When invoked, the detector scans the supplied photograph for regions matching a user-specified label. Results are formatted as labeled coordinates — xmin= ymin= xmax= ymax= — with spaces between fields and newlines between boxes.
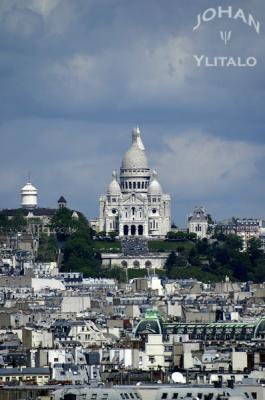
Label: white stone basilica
xmin=99 ymin=128 xmax=171 ymax=238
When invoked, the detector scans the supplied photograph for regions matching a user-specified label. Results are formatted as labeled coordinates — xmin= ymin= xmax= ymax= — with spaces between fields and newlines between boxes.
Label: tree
xmin=187 ymin=232 xmax=197 ymax=241
xmin=225 ymin=234 xmax=243 ymax=252
xmin=37 ymin=234 xmax=58 ymax=262
xmin=9 ymin=210 xmax=27 ymax=232
xmin=247 ymin=238 xmax=263 ymax=262
xmin=50 ymin=208 xmax=88 ymax=240
xmin=207 ymin=214 xmax=214 ymax=224
xmin=231 ymin=253 xmax=251 ymax=281
xmin=0 ymin=212 xmax=8 ymax=231
xmin=196 ymin=238 xmax=210 ymax=255
xmin=212 ymin=246 xmax=230 ymax=266
xmin=165 ymin=251 xmax=178 ymax=278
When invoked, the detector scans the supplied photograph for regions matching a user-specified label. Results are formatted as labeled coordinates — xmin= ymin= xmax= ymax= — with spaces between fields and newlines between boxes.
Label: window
xmin=161 ymin=394 xmax=168 ymax=399
xmin=133 ymin=182 xmax=136 ymax=189
xmin=137 ymin=182 xmax=140 ymax=189
xmin=172 ymin=394 xmax=178 ymax=399
xmin=251 ymin=393 xmax=257 ymax=399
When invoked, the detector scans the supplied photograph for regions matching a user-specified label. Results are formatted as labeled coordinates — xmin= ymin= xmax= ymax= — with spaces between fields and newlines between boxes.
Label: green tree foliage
xmin=164 ymin=234 xmax=265 ymax=283
xmin=62 ymin=229 xmax=100 ymax=276
xmin=50 ymin=208 xmax=85 ymax=240
xmin=0 ymin=210 xmax=27 ymax=233
xmin=247 ymin=238 xmax=263 ymax=262
xmin=166 ymin=231 xmax=196 ymax=241
xmin=102 ymin=267 xmax=127 ymax=283
xmin=0 ymin=212 xmax=9 ymax=231
xmin=37 ymin=234 xmax=58 ymax=262
xmin=165 ymin=251 xmax=187 ymax=279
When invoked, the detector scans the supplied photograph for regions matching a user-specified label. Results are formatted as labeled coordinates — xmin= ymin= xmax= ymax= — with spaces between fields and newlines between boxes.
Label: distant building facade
xmin=99 ymin=128 xmax=171 ymax=238
xmin=188 ymin=206 xmax=208 ymax=239
xmin=220 ymin=218 xmax=265 ymax=251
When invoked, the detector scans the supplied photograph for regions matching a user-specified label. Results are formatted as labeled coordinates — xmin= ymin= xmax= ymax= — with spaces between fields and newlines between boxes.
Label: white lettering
xmin=248 ymin=14 xmax=260 ymax=34
xmin=246 ymin=57 xmax=257 ymax=67
xmin=193 ymin=7 xmax=260 ymax=35
xmin=193 ymin=13 xmax=201 ymax=31
xmin=193 ymin=55 xmax=257 ymax=67
xmin=227 ymin=57 xmax=238 ymax=67
xmin=233 ymin=9 xmax=247 ymax=24
xmin=218 ymin=6 xmax=232 ymax=19
xmin=202 ymin=8 xmax=217 ymax=22
xmin=193 ymin=55 xmax=204 ymax=66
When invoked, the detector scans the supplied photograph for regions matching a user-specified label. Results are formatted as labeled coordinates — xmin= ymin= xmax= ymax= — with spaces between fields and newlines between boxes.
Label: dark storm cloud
xmin=0 ymin=0 xmax=265 ymax=224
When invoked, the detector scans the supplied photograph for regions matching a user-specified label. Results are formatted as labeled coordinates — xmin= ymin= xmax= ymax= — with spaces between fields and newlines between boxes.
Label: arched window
xmin=121 ymin=261 xmax=128 ymax=268
xmin=142 ymin=182 xmax=144 ymax=189
xmin=131 ymin=225 xmax=136 ymax=235
xmin=132 ymin=207 xmax=135 ymax=216
xmin=137 ymin=182 xmax=140 ymax=189
xmin=133 ymin=260 xmax=140 ymax=268
xmin=129 ymin=182 xmax=132 ymax=189
xmin=124 ymin=225 xmax=129 ymax=236
xmin=145 ymin=260 xmax=152 ymax=268
xmin=133 ymin=182 xmax=136 ymax=189
xmin=138 ymin=225 xmax=143 ymax=235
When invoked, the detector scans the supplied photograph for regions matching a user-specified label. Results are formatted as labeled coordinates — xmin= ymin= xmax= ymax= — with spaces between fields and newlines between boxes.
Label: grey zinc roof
xmin=0 ymin=367 xmax=50 ymax=376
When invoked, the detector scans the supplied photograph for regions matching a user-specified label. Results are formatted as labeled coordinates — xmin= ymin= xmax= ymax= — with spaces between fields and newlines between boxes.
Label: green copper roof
xmin=144 ymin=309 xmax=161 ymax=320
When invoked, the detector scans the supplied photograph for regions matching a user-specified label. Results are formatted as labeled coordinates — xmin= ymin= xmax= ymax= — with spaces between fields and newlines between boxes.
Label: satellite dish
xmin=136 ymin=382 xmax=142 ymax=386
xmin=171 ymin=372 xmax=186 ymax=384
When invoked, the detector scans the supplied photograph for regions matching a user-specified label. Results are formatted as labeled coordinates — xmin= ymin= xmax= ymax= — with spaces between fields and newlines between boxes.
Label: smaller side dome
xmin=107 ymin=170 xmax=121 ymax=196
xmin=148 ymin=170 xmax=163 ymax=195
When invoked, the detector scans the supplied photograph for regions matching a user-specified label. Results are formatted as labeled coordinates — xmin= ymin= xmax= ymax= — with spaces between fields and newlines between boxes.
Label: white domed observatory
xmin=20 ymin=180 xmax=38 ymax=209
xmin=99 ymin=127 xmax=171 ymax=238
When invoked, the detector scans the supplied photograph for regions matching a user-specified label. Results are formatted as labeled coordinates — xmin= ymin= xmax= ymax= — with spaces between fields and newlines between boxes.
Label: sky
xmin=0 ymin=0 xmax=265 ymax=226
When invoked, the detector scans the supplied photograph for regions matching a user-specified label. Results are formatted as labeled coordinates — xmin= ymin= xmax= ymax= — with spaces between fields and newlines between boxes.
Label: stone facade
xmin=188 ymin=206 xmax=208 ymax=239
xmin=99 ymin=128 xmax=171 ymax=238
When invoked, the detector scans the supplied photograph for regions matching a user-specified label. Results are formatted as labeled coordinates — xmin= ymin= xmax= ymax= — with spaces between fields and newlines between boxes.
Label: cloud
xmin=0 ymin=0 xmax=265 ymax=224
xmin=155 ymin=130 xmax=265 ymax=198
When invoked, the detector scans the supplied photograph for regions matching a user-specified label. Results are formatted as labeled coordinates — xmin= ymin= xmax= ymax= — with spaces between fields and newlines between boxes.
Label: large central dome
xmin=121 ymin=127 xmax=149 ymax=170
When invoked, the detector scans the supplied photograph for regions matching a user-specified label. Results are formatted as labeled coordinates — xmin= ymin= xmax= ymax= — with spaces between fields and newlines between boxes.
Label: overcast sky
xmin=0 ymin=0 xmax=264 ymax=226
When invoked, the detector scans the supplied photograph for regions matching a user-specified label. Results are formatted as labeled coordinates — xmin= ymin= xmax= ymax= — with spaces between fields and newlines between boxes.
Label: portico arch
xmin=138 ymin=225 xmax=143 ymax=235
xmin=123 ymin=225 xmax=129 ymax=236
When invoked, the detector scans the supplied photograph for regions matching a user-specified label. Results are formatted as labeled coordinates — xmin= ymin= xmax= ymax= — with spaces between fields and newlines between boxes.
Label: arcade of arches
xmin=123 ymin=224 xmax=144 ymax=236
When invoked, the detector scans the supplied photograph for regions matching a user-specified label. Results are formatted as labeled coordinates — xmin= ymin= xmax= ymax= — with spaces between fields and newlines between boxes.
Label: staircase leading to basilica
xmin=121 ymin=237 xmax=149 ymax=256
